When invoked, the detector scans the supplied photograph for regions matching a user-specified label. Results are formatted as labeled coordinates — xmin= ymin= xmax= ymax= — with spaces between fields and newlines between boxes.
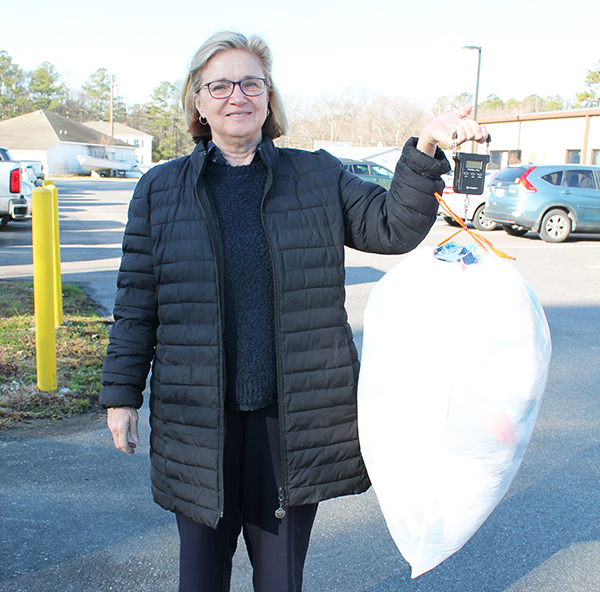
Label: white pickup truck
xmin=0 ymin=146 xmax=45 ymax=185
xmin=0 ymin=156 xmax=30 ymax=229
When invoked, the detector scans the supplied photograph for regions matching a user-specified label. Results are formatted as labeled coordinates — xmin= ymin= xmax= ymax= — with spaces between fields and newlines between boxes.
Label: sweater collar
xmin=191 ymin=135 xmax=278 ymax=175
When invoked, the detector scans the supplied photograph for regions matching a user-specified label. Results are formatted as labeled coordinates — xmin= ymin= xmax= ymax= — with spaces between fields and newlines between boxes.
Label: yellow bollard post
xmin=47 ymin=183 xmax=63 ymax=325
xmin=32 ymin=187 xmax=57 ymax=391
xmin=43 ymin=180 xmax=63 ymax=325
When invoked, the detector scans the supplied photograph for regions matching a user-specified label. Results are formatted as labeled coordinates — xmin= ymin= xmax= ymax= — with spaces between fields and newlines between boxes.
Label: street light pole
xmin=462 ymin=45 xmax=481 ymax=121
xmin=462 ymin=45 xmax=482 ymax=151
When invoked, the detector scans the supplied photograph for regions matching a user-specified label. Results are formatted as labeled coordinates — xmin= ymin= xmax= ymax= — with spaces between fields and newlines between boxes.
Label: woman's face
xmin=194 ymin=49 xmax=269 ymax=149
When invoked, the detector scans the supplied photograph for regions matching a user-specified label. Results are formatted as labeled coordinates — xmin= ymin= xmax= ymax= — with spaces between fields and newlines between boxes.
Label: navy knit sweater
xmin=204 ymin=146 xmax=277 ymax=410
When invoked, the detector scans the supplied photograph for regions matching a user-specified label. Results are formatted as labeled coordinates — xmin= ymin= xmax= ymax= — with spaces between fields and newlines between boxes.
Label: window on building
xmin=490 ymin=150 xmax=521 ymax=169
xmin=592 ymin=150 xmax=600 ymax=166
xmin=490 ymin=151 xmax=502 ymax=169
xmin=566 ymin=150 xmax=581 ymax=164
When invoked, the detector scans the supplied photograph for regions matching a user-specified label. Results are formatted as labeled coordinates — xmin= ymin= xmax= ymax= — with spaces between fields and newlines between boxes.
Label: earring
xmin=266 ymin=108 xmax=270 ymax=117
xmin=199 ymin=115 xmax=208 ymax=125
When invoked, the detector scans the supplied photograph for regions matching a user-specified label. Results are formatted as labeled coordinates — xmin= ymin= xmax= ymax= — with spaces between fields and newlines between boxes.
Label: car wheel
xmin=472 ymin=204 xmax=497 ymax=231
xmin=0 ymin=216 xmax=9 ymax=229
xmin=501 ymin=224 xmax=529 ymax=237
xmin=539 ymin=209 xmax=571 ymax=243
xmin=443 ymin=215 xmax=461 ymax=228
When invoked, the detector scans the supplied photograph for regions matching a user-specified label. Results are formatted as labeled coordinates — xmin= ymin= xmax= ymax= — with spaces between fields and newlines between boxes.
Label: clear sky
xmin=2 ymin=0 xmax=599 ymax=112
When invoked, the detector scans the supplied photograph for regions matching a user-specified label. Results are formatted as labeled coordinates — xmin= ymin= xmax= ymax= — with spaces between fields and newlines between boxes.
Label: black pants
xmin=177 ymin=406 xmax=318 ymax=592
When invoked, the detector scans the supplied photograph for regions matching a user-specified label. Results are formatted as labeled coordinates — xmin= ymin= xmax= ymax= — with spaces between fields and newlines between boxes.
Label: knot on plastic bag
xmin=433 ymin=242 xmax=483 ymax=265
xmin=435 ymin=192 xmax=515 ymax=261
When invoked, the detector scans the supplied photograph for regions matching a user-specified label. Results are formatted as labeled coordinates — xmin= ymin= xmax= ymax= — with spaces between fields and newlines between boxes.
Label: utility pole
xmin=109 ymin=74 xmax=114 ymax=139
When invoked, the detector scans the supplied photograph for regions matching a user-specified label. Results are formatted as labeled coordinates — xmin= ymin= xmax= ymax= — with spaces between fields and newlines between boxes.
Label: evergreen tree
xmin=574 ymin=60 xmax=600 ymax=108
xmin=0 ymin=51 xmax=29 ymax=119
xmin=479 ymin=94 xmax=505 ymax=115
xmin=145 ymin=81 xmax=189 ymax=161
xmin=82 ymin=68 xmax=126 ymax=121
xmin=29 ymin=61 xmax=66 ymax=111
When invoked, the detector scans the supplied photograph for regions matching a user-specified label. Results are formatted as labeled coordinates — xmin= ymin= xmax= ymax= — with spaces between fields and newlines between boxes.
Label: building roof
xmin=316 ymin=144 xmax=402 ymax=169
xmin=313 ymin=140 xmax=400 ymax=161
xmin=84 ymin=121 xmax=153 ymax=138
xmin=479 ymin=107 xmax=600 ymax=125
xmin=0 ymin=110 xmax=131 ymax=150
xmin=324 ymin=146 xmax=401 ymax=161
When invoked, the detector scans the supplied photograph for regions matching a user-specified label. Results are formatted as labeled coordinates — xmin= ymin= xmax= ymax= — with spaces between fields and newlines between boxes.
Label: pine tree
xmin=0 ymin=51 xmax=29 ymax=119
xmin=574 ymin=60 xmax=600 ymax=108
xmin=82 ymin=68 xmax=126 ymax=121
xmin=29 ymin=62 xmax=66 ymax=111
xmin=145 ymin=81 xmax=188 ymax=160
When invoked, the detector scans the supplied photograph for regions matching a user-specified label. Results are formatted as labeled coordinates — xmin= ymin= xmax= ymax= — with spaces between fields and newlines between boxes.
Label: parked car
xmin=485 ymin=164 xmax=600 ymax=242
xmin=340 ymin=159 xmax=394 ymax=189
xmin=439 ymin=169 xmax=500 ymax=231
xmin=20 ymin=163 xmax=41 ymax=186
xmin=0 ymin=161 xmax=30 ymax=229
xmin=0 ymin=147 xmax=45 ymax=186
xmin=19 ymin=179 xmax=33 ymax=215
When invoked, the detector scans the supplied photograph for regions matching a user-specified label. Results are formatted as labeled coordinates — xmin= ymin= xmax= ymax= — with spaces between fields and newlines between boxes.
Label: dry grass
xmin=0 ymin=281 xmax=110 ymax=427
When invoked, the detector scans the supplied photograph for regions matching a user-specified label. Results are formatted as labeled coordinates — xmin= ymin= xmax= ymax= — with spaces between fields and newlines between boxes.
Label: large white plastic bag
xmin=357 ymin=244 xmax=551 ymax=578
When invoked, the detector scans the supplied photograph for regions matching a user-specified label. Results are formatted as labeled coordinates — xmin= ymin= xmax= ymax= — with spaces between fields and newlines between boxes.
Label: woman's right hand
xmin=107 ymin=407 xmax=140 ymax=455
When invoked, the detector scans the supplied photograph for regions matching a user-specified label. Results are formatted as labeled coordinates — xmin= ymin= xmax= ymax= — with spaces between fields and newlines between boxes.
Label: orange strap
xmin=435 ymin=193 xmax=515 ymax=261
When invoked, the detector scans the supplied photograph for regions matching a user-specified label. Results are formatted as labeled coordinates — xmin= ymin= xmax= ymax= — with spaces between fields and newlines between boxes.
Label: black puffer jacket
xmin=100 ymin=136 xmax=450 ymax=527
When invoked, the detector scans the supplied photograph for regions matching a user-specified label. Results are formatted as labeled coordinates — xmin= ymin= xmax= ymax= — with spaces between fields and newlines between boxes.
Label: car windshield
xmin=492 ymin=166 xmax=530 ymax=185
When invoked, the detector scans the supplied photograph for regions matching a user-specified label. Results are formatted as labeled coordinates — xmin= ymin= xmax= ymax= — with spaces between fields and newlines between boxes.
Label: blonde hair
xmin=182 ymin=31 xmax=288 ymax=143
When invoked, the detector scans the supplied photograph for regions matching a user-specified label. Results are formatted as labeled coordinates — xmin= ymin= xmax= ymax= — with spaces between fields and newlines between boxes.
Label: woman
xmin=101 ymin=31 xmax=488 ymax=592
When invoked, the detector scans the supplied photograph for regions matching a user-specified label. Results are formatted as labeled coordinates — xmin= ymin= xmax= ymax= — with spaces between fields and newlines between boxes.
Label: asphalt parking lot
xmin=1 ymin=178 xmax=599 ymax=592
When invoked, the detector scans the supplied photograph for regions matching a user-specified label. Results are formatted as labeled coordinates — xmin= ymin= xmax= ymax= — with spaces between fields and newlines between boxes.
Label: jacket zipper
xmin=194 ymin=152 xmax=227 ymax=524
xmin=258 ymin=145 xmax=288 ymax=518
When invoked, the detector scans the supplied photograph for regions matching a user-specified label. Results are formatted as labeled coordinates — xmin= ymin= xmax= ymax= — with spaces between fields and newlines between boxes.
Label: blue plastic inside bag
xmin=433 ymin=241 xmax=483 ymax=265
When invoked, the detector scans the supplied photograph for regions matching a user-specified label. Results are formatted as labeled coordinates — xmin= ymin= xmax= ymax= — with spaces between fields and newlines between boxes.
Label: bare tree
xmin=283 ymin=90 xmax=433 ymax=150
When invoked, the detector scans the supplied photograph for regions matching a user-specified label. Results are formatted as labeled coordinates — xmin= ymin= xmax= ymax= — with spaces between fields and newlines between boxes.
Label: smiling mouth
xmin=227 ymin=112 xmax=251 ymax=117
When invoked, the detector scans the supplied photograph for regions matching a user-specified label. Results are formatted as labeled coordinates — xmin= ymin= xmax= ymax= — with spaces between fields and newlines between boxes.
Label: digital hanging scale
xmin=452 ymin=131 xmax=491 ymax=195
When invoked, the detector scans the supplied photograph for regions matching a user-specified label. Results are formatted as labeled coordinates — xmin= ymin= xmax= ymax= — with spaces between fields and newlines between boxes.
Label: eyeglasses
xmin=198 ymin=78 xmax=268 ymax=99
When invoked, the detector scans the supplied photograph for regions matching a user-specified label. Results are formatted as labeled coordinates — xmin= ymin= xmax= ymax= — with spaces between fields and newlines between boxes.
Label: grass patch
xmin=0 ymin=281 xmax=110 ymax=427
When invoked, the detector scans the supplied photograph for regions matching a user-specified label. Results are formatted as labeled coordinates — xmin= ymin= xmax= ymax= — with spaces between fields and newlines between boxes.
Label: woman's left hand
xmin=417 ymin=104 xmax=488 ymax=156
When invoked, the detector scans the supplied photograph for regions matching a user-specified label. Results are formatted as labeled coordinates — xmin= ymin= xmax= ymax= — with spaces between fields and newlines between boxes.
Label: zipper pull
xmin=275 ymin=486 xmax=286 ymax=519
